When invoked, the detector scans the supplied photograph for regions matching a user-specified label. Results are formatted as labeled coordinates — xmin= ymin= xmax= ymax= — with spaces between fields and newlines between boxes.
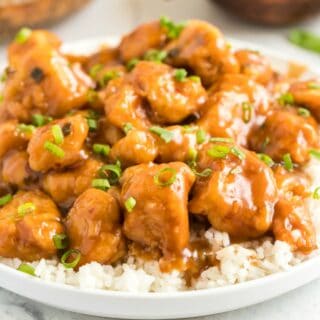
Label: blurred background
xmin=0 ymin=0 xmax=320 ymax=65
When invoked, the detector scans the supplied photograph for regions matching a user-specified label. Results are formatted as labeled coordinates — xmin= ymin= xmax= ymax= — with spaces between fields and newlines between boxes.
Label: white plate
xmin=1 ymin=37 xmax=320 ymax=319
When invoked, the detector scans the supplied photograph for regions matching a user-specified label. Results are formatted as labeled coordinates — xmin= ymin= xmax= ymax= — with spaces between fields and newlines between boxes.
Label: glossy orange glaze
xmin=0 ymin=20 xmax=318 ymax=274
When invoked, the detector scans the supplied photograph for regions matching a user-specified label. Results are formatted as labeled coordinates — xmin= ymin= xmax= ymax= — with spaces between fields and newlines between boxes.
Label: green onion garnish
xmin=144 ymin=49 xmax=167 ymax=62
xmin=86 ymin=89 xmax=98 ymax=104
xmin=98 ymin=162 xmax=122 ymax=185
xmin=17 ymin=124 xmax=36 ymax=134
xmin=308 ymin=82 xmax=320 ymax=89
xmin=154 ymin=167 xmax=177 ymax=187
xmin=0 ymin=70 xmax=7 ymax=82
xmin=160 ymin=16 xmax=185 ymax=39
xmin=126 ymin=58 xmax=140 ymax=71
xmin=61 ymin=249 xmax=81 ymax=269
xmin=17 ymin=202 xmax=35 ymax=217
xmin=99 ymin=70 xmax=120 ymax=87
xmin=193 ymin=168 xmax=212 ymax=178
xmin=288 ymin=30 xmax=320 ymax=54
xmin=0 ymin=194 xmax=12 ymax=206
xmin=174 ymin=68 xmax=188 ymax=82
xmin=93 ymin=143 xmax=110 ymax=156
xmin=188 ymin=148 xmax=198 ymax=162
xmin=44 ymin=141 xmax=65 ymax=158
xmin=189 ymin=75 xmax=201 ymax=83
xmin=14 ymin=27 xmax=32 ymax=44
xmin=278 ymin=92 xmax=295 ymax=106
xmin=207 ymin=145 xmax=230 ymax=159
xmin=149 ymin=126 xmax=174 ymax=143
xmin=196 ymin=129 xmax=206 ymax=144
xmin=123 ymin=122 xmax=133 ymax=134
xmin=297 ymin=107 xmax=310 ymax=117
xmin=242 ymin=102 xmax=252 ymax=123
xmin=51 ymin=125 xmax=64 ymax=145
xmin=89 ymin=64 xmax=103 ymax=79
xmin=283 ymin=153 xmax=293 ymax=171
xmin=17 ymin=263 xmax=35 ymax=276
xmin=92 ymin=178 xmax=110 ymax=191
xmin=230 ymin=146 xmax=246 ymax=160
xmin=0 ymin=95 xmax=3 ymax=103
xmin=182 ymin=125 xmax=197 ymax=133
xmin=210 ymin=137 xmax=234 ymax=143
xmin=125 ymin=197 xmax=136 ymax=212
xmin=53 ymin=234 xmax=68 ymax=250
xmin=87 ymin=118 xmax=98 ymax=131
xmin=313 ymin=187 xmax=320 ymax=199
xmin=32 ymin=114 xmax=52 ymax=127
xmin=309 ymin=149 xmax=320 ymax=160
xmin=257 ymin=153 xmax=274 ymax=167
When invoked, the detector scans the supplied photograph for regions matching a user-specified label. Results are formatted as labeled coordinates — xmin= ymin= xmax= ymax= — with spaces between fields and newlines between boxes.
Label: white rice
xmin=1 ymin=158 xmax=320 ymax=292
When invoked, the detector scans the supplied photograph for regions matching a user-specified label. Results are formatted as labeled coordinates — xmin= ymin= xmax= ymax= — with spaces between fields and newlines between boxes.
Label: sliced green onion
xmin=15 ymin=27 xmax=32 ymax=44
xmin=17 ymin=263 xmax=35 ymax=276
xmin=123 ymin=122 xmax=133 ymax=134
xmin=61 ymin=249 xmax=81 ymax=269
xmin=154 ymin=167 xmax=177 ymax=187
xmin=92 ymin=178 xmax=110 ymax=191
xmin=149 ymin=126 xmax=174 ymax=143
xmin=89 ymin=64 xmax=103 ymax=79
xmin=98 ymin=162 xmax=122 ymax=185
xmin=297 ymin=107 xmax=310 ymax=117
xmin=207 ymin=145 xmax=230 ymax=159
xmin=93 ymin=143 xmax=110 ymax=156
xmin=99 ymin=70 xmax=119 ymax=87
xmin=17 ymin=202 xmax=35 ymax=217
xmin=32 ymin=114 xmax=52 ymax=127
xmin=193 ymin=168 xmax=212 ymax=178
xmin=144 ymin=49 xmax=167 ymax=62
xmin=230 ymin=146 xmax=246 ymax=161
xmin=17 ymin=124 xmax=35 ymax=134
xmin=188 ymin=148 xmax=198 ymax=162
xmin=313 ymin=187 xmax=320 ymax=199
xmin=288 ymin=29 xmax=320 ymax=54
xmin=210 ymin=137 xmax=234 ymax=143
xmin=174 ymin=68 xmax=188 ymax=82
xmin=278 ymin=92 xmax=295 ymax=106
xmin=160 ymin=16 xmax=185 ymax=39
xmin=309 ymin=149 xmax=320 ymax=160
xmin=182 ymin=125 xmax=197 ymax=133
xmin=51 ymin=125 xmax=64 ymax=145
xmin=1 ymin=70 xmax=7 ymax=82
xmin=189 ymin=75 xmax=201 ymax=83
xmin=125 ymin=197 xmax=136 ymax=212
xmin=308 ymin=82 xmax=320 ymax=89
xmin=44 ymin=141 xmax=65 ymax=158
xmin=87 ymin=118 xmax=98 ymax=131
xmin=257 ymin=153 xmax=274 ymax=167
xmin=53 ymin=234 xmax=68 ymax=250
xmin=86 ymin=89 xmax=98 ymax=104
xmin=126 ymin=58 xmax=139 ymax=71
xmin=196 ymin=129 xmax=206 ymax=144
xmin=283 ymin=153 xmax=293 ymax=171
xmin=242 ymin=102 xmax=252 ymax=123
xmin=0 ymin=95 xmax=3 ymax=103
xmin=0 ymin=194 xmax=12 ymax=206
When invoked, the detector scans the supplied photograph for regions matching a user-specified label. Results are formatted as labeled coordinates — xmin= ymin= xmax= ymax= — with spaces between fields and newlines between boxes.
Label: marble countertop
xmin=1 ymin=0 xmax=320 ymax=319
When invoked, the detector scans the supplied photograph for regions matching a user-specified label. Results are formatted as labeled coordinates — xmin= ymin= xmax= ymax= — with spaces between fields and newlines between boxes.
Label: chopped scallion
xmin=149 ymin=126 xmax=174 ymax=143
xmin=61 ymin=249 xmax=81 ymax=269
xmin=17 ymin=202 xmax=35 ymax=217
xmin=283 ymin=153 xmax=293 ymax=171
xmin=51 ymin=125 xmax=64 ymax=145
xmin=123 ymin=122 xmax=133 ymax=134
xmin=125 ymin=197 xmax=136 ymax=212
xmin=89 ymin=64 xmax=103 ymax=79
xmin=126 ymin=58 xmax=140 ymax=71
xmin=53 ymin=234 xmax=68 ymax=250
xmin=297 ymin=107 xmax=310 ymax=117
xmin=93 ymin=143 xmax=110 ymax=156
xmin=210 ymin=137 xmax=234 ymax=143
xmin=196 ymin=129 xmax=206 ymax=144
xmin=174 ymin=68 xmax=187 ymax=82
xmin=242 ymin=102 xmax=252 ymax=123
xmin=257 ymin=153 xmax=274 ymax=167
xmin=0 ymin=194 xmax=12 ymax=206
xmin=92 ymin=178 xmax=110 ymax=191
xmin=160 ymin=16 xmax=185 ymax=39
xmin=17 ymin=263 xmax=35 ymax=276
xmin=207 ymin=145 xmax=230 ymax=159
xmin=44 ymin=141 xmax=65 ymax=158
xmin=98 ymin=162 xmax=122 ymax=185
xmin=15 ymin=27 xmax=32 ymax=44
xmin=32 ymin=114 xmax=52 ymax=127
xmin=309 ymin=149 xmax=320 ymax=160
xmin=144 ymin=49 xmax=167 ymax=62
xmin=278 ymin=92 xmax=295 ymax=106
xmin=230 ymin=146 xmax=246 ymax=160
xmin=313 ymin=187 xmax=320 ymax=199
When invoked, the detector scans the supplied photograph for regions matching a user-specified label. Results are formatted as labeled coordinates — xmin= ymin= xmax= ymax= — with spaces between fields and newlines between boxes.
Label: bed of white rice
xmin=1 ymin=159 xmax=320 ymax=293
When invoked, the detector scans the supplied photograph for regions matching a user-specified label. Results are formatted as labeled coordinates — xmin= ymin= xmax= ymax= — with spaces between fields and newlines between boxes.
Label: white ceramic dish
xmin=1 ymin=37 xmax=320 ymax=319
